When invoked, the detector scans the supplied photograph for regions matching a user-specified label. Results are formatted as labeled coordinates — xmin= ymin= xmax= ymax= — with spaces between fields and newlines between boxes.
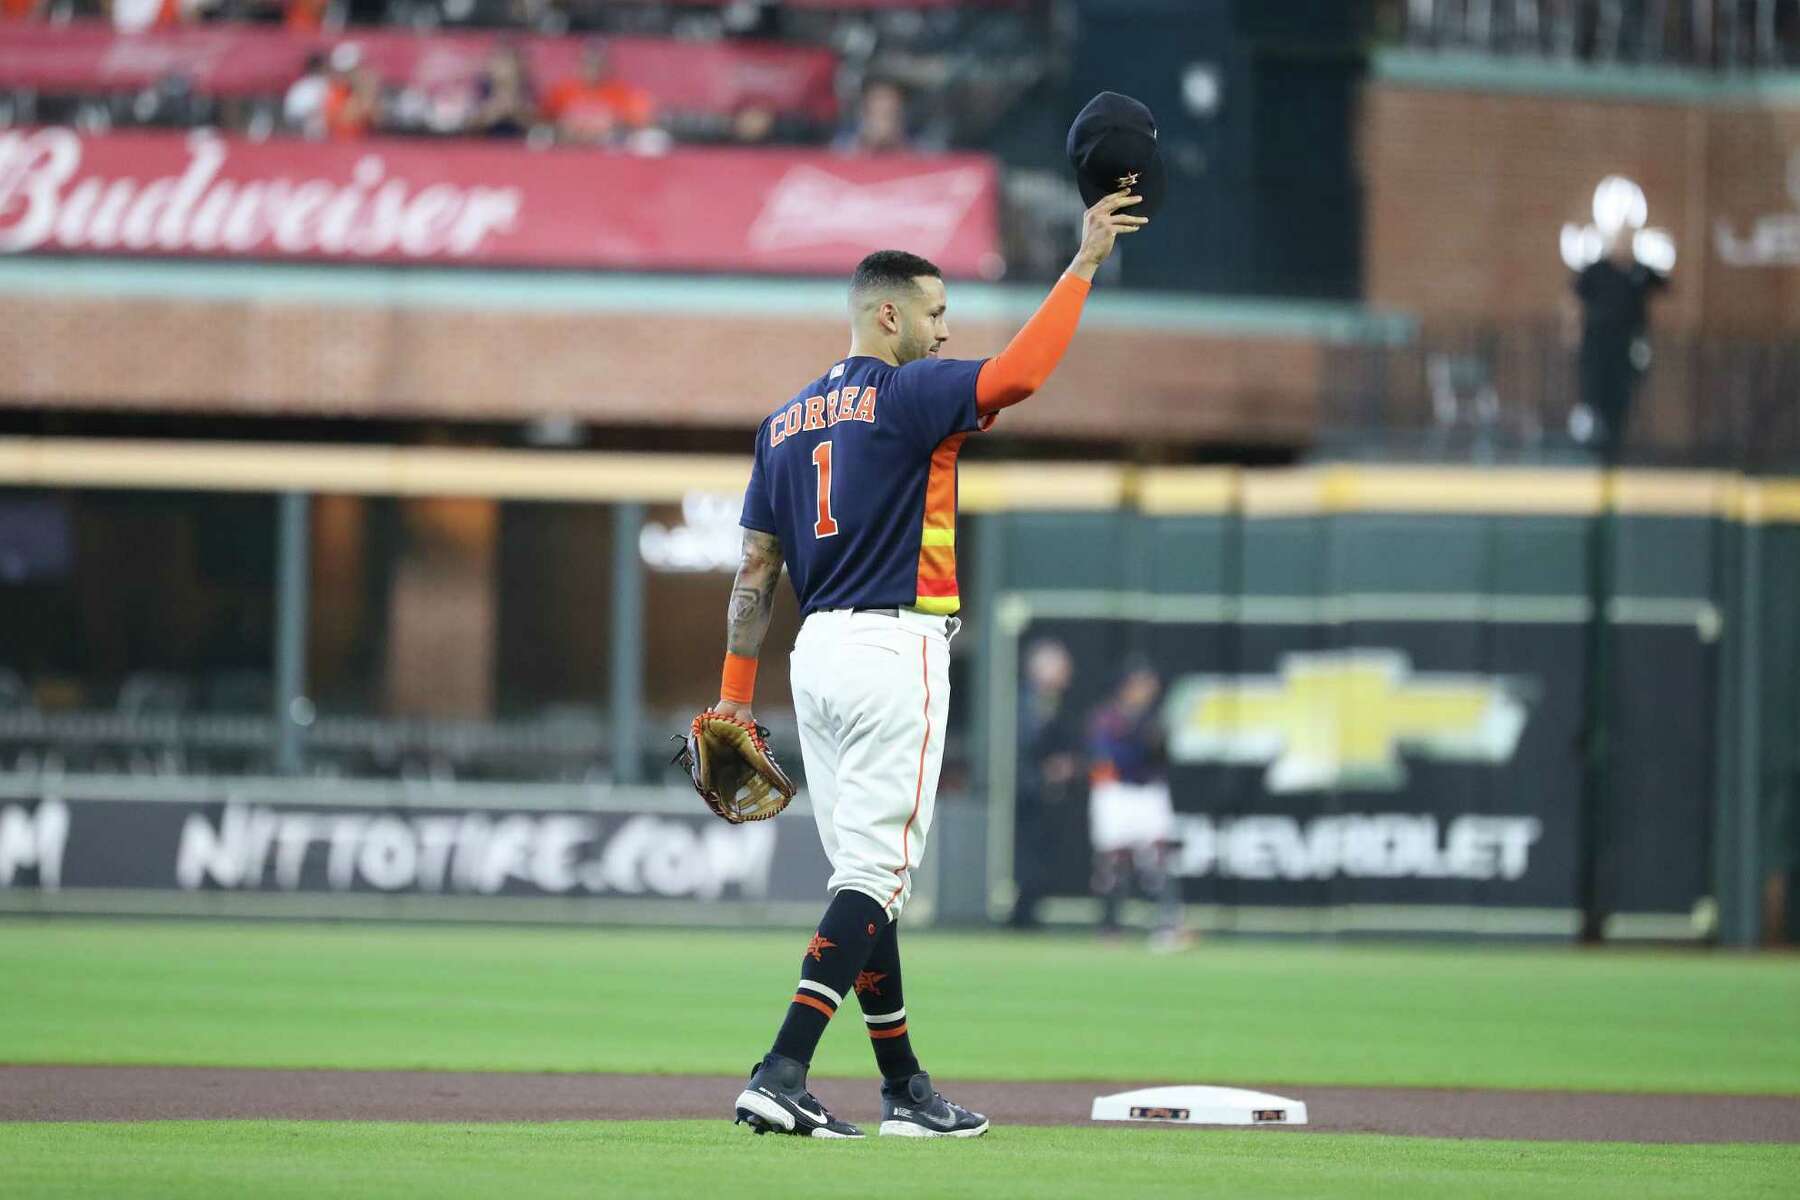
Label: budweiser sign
xmin=0 ymin=129 xmax=1002 ymax=274
xmin=0 ymin=129 xmax=520 ymax=258
xmin=749 ymin=163 xmax=992 ymax=259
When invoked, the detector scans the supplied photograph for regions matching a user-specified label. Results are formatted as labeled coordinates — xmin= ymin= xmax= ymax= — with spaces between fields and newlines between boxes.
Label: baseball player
xmin=1087 ymin=660 xmax=1185 ymax=951
xmin=713 ymin=189 xmax=1147 ymax=1139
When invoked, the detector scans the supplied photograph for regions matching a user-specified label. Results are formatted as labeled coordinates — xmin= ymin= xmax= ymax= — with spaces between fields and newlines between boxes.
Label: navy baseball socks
xmin=735 ymin=889 xmax=888 ymax=1137
xmin=854 ymin=918 xmax=921 ymax=1083
xmin=859 ymin=921 xmax=989 ymax=1137
xmin=770 ymin=889 xmax=888 ymax=1065
xmin=734 ymin=891 xmax=987 ymax=1138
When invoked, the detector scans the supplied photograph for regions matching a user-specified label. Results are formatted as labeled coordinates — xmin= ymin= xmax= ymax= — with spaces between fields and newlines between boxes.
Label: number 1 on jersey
xmin=811 ymin=441 xmax=840 ymax=538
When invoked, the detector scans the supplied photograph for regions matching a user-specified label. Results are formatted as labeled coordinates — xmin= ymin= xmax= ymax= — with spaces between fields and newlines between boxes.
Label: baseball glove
xmin=671 ymin=711 xmax=796 ymax=824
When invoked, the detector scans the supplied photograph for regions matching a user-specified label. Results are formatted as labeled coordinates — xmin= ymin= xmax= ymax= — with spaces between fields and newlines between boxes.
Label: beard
xmin=895 ymin=324 xmax=932 ymax=364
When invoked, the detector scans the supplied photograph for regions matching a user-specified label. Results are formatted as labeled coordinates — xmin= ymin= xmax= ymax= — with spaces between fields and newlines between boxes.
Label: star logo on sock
xmin=853 ymin=970 xmax=887 ymax=996
xmin=804 ymin=933 xmax=836 ymax=962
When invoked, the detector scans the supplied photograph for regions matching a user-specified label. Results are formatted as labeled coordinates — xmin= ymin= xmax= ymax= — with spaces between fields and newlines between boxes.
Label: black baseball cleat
xmin=733 ymin=1053 xmax=863 ymax=1139
xmin=878 ymin=1071 xmax=989 ymax=1138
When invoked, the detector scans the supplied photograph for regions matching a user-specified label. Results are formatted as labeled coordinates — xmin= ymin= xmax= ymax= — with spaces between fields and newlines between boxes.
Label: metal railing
xmin=1395 ymin=0 xmax=1800 ymax=68
xmin=1318 ymin=323 xmax=1800 ymax=468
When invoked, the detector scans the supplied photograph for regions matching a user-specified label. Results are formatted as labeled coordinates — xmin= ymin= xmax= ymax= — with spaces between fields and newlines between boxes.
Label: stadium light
xmin=1559 ymin=174 xmax=1676 ymax=273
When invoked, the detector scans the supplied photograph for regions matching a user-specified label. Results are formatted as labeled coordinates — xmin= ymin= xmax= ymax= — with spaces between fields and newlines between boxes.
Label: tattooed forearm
xmin=725 ymin=529 xmax=783 ymax=658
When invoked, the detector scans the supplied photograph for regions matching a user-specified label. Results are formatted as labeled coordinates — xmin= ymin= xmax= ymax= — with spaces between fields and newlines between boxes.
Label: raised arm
xmin=975 ymin=190 xmax=1146 ymax=414
xmin=716 ymin=528 xmax=784 ymax=719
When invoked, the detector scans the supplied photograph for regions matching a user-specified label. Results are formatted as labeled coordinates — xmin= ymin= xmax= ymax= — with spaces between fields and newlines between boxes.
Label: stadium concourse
xmin=6 ymin=1065 xmax=1800 ymax=1144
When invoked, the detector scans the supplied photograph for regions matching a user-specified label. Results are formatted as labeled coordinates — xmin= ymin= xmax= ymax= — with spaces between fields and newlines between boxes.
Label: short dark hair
xmin=850 ymin=250 xmax=941 ymax=303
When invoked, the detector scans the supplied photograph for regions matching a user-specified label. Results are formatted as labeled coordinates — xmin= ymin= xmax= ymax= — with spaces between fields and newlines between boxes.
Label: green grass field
xmin=3 ymin=920 xmax=1798 ymax=1093
xmin=3 ymin=1122 xmax=1798 ymax=1200
xmin=4 ymin=920 xmax=1799 ymax=1199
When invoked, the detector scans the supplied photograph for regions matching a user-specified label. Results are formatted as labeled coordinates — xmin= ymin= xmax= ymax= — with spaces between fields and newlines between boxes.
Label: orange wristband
xmin=720 ymin=653 xmax=758 ymax=704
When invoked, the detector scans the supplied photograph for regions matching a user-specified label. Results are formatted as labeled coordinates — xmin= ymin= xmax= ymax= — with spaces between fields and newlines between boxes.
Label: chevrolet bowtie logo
xmin=1165 ymin=651 xmax=1530 ymax=793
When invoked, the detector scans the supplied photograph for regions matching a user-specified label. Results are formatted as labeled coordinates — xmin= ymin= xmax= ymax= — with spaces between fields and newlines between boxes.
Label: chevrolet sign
xmin=1164 ymin=650 xmax=1531 ymax=793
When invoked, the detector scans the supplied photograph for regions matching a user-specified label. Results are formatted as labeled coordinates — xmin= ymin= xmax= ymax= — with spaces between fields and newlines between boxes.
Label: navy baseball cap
xmin=1066 ymin=91 xmax=1165 ymax=218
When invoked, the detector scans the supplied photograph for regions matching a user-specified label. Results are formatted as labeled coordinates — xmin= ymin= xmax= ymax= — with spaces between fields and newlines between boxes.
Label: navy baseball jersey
xmin=740 ymin=355 xmax=986 ymax=617
xmin=1087 ymin=703 xmax=1165 ymax=785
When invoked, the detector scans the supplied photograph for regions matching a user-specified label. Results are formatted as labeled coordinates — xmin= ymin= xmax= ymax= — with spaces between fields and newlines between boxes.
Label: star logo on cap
xmin=1117 ymin=172 xmax=1140 ymax=189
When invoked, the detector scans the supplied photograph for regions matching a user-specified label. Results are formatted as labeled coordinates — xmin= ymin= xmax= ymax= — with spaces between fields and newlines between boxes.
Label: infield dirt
xmin=5 ymin=1066 xmax=1798 ymax=1144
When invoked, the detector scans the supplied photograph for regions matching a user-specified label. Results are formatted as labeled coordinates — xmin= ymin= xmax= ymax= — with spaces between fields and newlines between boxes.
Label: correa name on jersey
xmin=742 ymin=355 xmax=986 ymax=617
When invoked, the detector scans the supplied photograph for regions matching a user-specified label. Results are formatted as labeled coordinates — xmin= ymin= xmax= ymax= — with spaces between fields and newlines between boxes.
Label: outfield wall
xmin=0 ymin=450 xmax=1794 ymax=942
xmin=974 ymin=470 xmax=1800 ymax=943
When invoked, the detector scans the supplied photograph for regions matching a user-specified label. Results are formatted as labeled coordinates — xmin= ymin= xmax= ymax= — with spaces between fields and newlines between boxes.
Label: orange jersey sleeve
xmin=975 ymin=272 xmax=1091 ymax=415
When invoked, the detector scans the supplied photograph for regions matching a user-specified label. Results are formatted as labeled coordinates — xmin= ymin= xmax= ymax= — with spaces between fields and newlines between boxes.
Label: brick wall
xmin=1363 ymin=83 xmax=1800 ymax=334
xmin=0 ymin=292 xmax=1324 ymax=447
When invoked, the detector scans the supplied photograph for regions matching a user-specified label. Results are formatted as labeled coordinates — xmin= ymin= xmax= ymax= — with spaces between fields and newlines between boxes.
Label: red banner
xmin=0 ymin=128 xmax=1003 ymax=276
xmin=0 ymin=23 xmax=838 ymax=120
xmin=641 ymin=0 xmax=1026 ymax=6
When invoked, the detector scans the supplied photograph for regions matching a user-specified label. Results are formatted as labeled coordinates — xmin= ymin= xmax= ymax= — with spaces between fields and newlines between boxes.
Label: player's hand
xmin=713 ymin=698 xmax=753 ymax=723
xmin=1072 ymin=189 xmax=1148 ymax=274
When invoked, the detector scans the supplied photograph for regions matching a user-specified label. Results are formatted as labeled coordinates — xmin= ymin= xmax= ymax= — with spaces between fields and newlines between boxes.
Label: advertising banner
xmin=1004 ymin=612 xmax=1714 ymax=932
xmin=0 ymin=782 xmax=837 ymax=920
xmin=0 ymin=128 xmax=1001 ymax=276
xmin=0 ymin=23 xmax=838 ymax=119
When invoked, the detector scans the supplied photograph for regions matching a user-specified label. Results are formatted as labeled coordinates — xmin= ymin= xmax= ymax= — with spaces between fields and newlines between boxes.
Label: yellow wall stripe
xmin=0 ymin=438 xmax=1797 ymax=524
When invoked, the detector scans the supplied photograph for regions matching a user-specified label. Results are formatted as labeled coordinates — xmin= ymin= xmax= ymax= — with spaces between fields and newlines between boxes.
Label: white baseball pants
xmin=789 ymin=607 xmax=954 ymax=920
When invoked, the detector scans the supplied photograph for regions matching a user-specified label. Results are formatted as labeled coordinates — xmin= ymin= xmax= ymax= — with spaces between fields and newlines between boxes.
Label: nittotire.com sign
xmin=0 ymin=786 xmax=830 ymax=911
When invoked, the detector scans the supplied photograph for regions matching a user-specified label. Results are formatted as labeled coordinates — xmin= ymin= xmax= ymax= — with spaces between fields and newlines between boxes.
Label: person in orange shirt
xmin=542 ymin=40 xmax=656 ymax=146
xmin=322 ymin=46 xmax=379 ymax=140
xmin=285 ymin=0 xmax=327 ymax=33
xmin=1 ymin=0 xmax=44 ymax=22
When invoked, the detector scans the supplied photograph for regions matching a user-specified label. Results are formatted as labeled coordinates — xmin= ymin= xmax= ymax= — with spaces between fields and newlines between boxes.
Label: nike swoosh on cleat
xmin=792 ymin=1101 xmax=830 ymax=1124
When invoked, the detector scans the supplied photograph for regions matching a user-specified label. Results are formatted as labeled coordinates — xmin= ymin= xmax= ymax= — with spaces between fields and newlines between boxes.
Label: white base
xmin=1090 ymin=1086 xmax=1307 ymax=1126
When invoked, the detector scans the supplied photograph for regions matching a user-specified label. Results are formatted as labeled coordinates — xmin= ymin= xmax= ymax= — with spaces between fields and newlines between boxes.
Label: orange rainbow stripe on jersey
xmin=913 ymin=432 xmax=969 ymax=615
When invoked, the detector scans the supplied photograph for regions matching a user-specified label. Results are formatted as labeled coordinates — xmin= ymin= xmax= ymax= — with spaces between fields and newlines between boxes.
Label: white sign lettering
xmin=1714 ymin=150 xmax=1800 ymax=267
xmin=0 ymin=129 xmax=521 ymax=259
xmin=748 ymin=163 xmax=986 ymax=258
xmin=638 ymin=493 xmax=745 ymax=574
xmin=174 ymin=804 xmax=776 ymax=898
xmin=1172 ymin=813 xmax=1542 ymax=882
xmin=0 ymin=800 xmax=70 ymax=890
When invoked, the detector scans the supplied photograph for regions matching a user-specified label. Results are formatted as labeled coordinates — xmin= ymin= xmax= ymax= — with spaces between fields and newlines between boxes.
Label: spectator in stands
xmin=730 ymin=100 xmax=777 ymax=146
xmin=322 ymin=44 xmax=380 ymax=140
xmin=542 ymin=40 xmax=655 ymax=146
xmin=720 ymin=0 xmax=781 ymax=39
xmin=284 ymin=51 xmax=330 ymax=139
xmin=833 ymin=78 xmax=917 ymax=156
xmin=110 ymin=0 xmax=196 ymax=33
xmin=285 ymin=0 xmax=330 ymax=33
xmin=469 ymin=43 xmax=538 ymax=140
xmin=1568 ymin=225 xmax=1668 ymax=462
